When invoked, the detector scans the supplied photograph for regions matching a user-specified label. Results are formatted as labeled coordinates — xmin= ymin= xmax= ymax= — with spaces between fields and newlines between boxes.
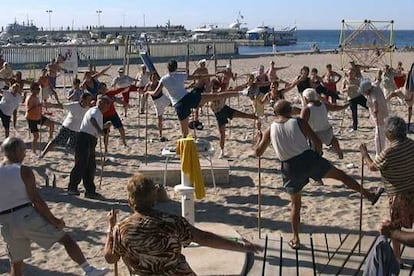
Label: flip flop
xmin=288 ymin=239 xmax=301 ymax=250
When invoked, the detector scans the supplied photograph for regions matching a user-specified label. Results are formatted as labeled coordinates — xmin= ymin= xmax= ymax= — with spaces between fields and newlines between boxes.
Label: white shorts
xmin=153 ymin=94 xmax=171 ymax=117
xmin=315 ymin=127 xmax=334 ymax=145
xmin=0 ymin=206 xmax=65 ymax=262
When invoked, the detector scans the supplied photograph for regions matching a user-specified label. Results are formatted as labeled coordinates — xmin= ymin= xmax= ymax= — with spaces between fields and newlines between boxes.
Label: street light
xmin=96 ymin=10 xmax=102 ymax=27
xmin=46 ymin=10 xmax=53 ymax=31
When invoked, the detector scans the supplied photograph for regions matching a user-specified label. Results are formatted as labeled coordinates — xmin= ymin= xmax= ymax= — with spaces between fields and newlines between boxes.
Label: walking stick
xmin=258 ymin=155 xmax=262 ymax=239
xmin=359 ymin=154 xmax=364 ymax=253
xmin=338 ymin=107 xmax=346 ymax=135
xmin=111 ymin=208 xmax=119 ymax=276
xmin=99 ymin=136 xmax=107 ymax=189
xmin=145 ymin=95 xmax=148 ymax=165
xmin=137 ymin=94 xmax=141 ymax=138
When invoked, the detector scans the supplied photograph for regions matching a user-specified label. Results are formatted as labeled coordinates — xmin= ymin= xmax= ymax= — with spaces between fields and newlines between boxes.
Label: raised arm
xmin=92 ymin=64 xmax=112 ymax=79
xmin=145 ymin=82 xmax=163 ymax=97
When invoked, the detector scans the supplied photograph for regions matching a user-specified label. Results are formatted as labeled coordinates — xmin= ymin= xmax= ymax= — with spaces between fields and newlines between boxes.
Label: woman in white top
xmin=300 ymin=88 xmax=349 ymax=159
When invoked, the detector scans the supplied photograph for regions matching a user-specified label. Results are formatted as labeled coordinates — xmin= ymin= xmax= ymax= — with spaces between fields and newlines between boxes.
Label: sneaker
xmin=67 ymin=189 xmax=81 ymax=196
xmin=159 ymin=136 xmax=168 ymax=142
xmin=83 ymin=267 xmax=110 ymax=276
xmin=348 ymin=128 xmax=356 ymax=133
xmin=239 ymin=88 xmax=249 ymax=96
xmin=85 ymin=192 xmax=105 ymax=200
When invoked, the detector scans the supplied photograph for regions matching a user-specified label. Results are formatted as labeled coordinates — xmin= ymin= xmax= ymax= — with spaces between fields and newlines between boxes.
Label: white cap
xmin=359 ymin=79 xmax=373 ymax=93
xmin=302 ymin=88 xmax=320 ymax=101
xmin=198 ymin=59 xmax=206 ymax=65
xmin=226 ymin=64 xmax=231 ymax=69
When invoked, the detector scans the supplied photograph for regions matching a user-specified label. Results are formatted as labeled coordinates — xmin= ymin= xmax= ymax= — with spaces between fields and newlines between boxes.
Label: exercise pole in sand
xmin=258 ymin=155 xmax=262 ymax=239
xmin=359 ymin=154 xmax=364 ymax=253
xmin=145 ymin=96 xmax=148 ymax=165
xmin=174 ymin=137 xmax=206 ymax=225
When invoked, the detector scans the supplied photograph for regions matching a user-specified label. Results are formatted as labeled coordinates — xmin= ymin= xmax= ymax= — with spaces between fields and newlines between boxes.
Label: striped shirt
xmin=112 ymin=210 xmax=195 ymax=276
xmin=373 ymin=138 xmax=414 ymax=195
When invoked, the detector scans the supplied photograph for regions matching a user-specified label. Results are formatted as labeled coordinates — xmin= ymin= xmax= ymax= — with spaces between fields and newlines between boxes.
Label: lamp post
xmin=46 ymin=10 xmax=53 ymax=31
xmin=96 ymin=10 xmax=102 ymax=27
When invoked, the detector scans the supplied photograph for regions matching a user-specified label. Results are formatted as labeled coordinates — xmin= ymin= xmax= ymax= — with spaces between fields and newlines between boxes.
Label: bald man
xmin=254 ymin=100 xmax=383 ymax=250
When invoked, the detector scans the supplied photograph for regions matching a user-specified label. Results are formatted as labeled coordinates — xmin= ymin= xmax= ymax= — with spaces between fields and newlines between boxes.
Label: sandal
xmin=288 ymin=239 xmax=301 ymax=250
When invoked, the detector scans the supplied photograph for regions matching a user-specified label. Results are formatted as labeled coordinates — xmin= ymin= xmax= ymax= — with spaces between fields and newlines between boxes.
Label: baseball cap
xmin=198 ymin=59 xmax=206 ymax=65
xmin=118 ymin=67 xmax=125 ymax=73
xmin=359 ymin=79 xmax=373 ymax=93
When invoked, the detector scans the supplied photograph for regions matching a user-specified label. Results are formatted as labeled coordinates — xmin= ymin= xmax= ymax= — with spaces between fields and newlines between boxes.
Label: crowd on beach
xmin=0 ymin=51 xmax=414 ymax=275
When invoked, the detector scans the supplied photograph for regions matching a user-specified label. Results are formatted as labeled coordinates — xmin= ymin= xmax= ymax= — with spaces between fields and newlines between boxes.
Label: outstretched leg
xmin=330 ymin=136 xmax=343 ymax=159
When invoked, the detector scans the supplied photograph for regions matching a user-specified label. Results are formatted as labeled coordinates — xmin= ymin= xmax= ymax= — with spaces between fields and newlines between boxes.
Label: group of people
xmin=1 ymin=56 xmax=414 ymax=275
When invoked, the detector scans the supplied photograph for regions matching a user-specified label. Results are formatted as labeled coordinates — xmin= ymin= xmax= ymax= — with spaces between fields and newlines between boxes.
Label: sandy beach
xmin=1 ymin=52 xmax=414 ymax=275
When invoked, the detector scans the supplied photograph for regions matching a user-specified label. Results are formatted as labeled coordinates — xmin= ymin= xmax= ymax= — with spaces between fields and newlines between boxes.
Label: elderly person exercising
xmin=104 ymin=173 xmax=262 ymax=275
xmin=360 ymin=116 xmax=414 ymax=266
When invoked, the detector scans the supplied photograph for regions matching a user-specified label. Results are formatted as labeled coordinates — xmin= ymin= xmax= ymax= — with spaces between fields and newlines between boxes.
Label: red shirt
xmin=103 ymin=88 xmax=125 ymax=117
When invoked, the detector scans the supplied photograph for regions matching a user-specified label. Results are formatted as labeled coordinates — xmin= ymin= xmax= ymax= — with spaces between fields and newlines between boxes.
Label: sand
xmin=1 ymin=52 xmax=414 ymax=275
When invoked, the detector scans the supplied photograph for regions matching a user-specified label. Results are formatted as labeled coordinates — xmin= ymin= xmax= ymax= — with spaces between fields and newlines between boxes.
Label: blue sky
xmin=3 ymin=0 xmax=413 ymax=30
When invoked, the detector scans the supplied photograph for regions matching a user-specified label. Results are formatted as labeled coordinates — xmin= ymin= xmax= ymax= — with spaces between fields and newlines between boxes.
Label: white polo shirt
xmin=0 ymin=90 xmax=22 ymax=116
xmin=62 ymin=102 xmax=90 ymax=132
xmin=160 ymin=72 xmax=189 ymax=106
xmin=79 ymin=106 xmax=103 ymax=138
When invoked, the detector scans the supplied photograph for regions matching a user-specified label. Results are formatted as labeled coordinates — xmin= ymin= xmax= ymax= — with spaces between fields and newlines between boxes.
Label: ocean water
xmin=239 ymin=29 xmax=414 ymax=55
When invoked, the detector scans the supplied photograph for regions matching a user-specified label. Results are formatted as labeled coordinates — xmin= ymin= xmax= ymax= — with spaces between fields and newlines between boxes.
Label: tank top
xmin=270 ymin=118 xmax=309 ymax=161
xmin=0 ymin=163 xmax=31 ymax=213
xmin=307 ymin=102 xmax=331 ymax=132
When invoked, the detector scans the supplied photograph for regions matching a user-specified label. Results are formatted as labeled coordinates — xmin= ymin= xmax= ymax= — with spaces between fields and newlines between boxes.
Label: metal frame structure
xmin=339 ymin=19 xmax=395 ymax=69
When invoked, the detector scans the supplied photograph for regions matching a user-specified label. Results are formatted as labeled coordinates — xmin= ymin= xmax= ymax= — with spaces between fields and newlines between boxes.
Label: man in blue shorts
xmin=254 ymin=100 xmax=383 ymax=250
xmin=146 ymin=60 xmax=240 ymax=137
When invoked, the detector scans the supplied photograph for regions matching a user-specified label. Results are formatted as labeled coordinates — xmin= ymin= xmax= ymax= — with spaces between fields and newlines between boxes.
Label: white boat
xmin=191 ymin=13 xmax=247 ymax=39
xmin=246 ymin=25 xmax=297 ymax=46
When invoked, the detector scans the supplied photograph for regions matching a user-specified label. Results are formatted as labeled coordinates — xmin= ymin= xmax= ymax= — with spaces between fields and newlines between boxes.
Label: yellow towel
xmin=176 ymin=137 xmax=205 ymax=199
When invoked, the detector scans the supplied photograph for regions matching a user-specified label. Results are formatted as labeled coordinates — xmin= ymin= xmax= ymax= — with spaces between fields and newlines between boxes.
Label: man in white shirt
xmin=0 ymin=83 xmax=22 ymax=138
xmin=40 ymin=92 xmax=92 ymax=158
xmin=67 ymin=95 xmax=111 ymax=199
xmin=147 ymin=60 xmax=239 ymax=137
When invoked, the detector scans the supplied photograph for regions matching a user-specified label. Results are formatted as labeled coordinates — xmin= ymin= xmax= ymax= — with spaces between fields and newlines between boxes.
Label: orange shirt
xmin=25 ymin=94 xmax=42 ymax=120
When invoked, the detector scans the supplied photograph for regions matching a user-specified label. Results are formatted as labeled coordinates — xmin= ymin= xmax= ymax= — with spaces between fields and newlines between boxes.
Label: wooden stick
xmin=279 ymin=235 xmax=283 ymax=276
xmin=99 ymin=137 xmax=107 ymax=189
xmin=258 ymin=156 xmax=262 ymax=239
xmin=359 ymin=154 xmax=364 ymax=253
xmin=137 ymin=95 xmax=141 ymax=138
xmin=261 ymin=235 xmax=268 ymax=276
xmin=145 ymin=95 xmax=148 ymax=165
xmin=112 ymin=208 xmax=119 ymax=276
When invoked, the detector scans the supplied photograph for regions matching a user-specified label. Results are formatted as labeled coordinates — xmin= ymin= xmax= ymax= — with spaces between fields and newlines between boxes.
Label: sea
xmin=239 ymin=29 xmax=414 ymax=55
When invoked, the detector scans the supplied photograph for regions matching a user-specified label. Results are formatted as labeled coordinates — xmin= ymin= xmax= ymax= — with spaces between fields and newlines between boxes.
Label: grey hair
xmin=386 ymin=116 xmax=407 ymax=141
xmin=1 ymin=137 xmax=25 ymax=155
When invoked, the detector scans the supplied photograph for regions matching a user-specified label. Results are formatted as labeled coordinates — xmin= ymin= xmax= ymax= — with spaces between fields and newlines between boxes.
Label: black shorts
xmin=0 ymin=109 xmax=11 ymax=130
xmin=191 ymin=87 xmax=205 ymax=94
xmin=104 ymin=114 xmax=123 ymax=129
xmin=27 ymin=116 xmax=49 ymax=133
xmin=175 ymin=91 xmax=202 ymax=121
xmin=281 ymin=150 xmax=332 ymax=194
xmin=214 ymin=105 xmax=235 ymax=127
xmin=53 ymin=126 xmax=78 ymax=149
